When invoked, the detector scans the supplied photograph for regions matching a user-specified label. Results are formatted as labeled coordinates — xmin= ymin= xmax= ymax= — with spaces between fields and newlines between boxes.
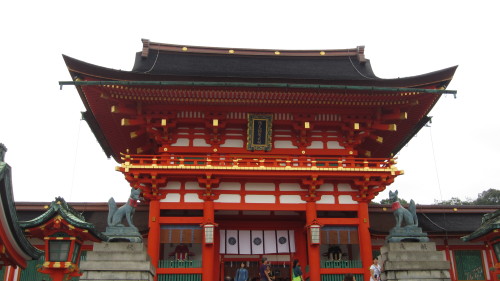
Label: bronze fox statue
xmin=107 ymin=188 xmax=141 ymax=228
xmin=389 ymin=190 xmax=418 ymax=228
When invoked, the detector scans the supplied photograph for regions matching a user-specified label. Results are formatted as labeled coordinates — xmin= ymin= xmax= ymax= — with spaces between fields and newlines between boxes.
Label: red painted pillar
xmin=148 ymin=199 xmax=161 ymax=269
xmin=358 ymin=201 xmax=372 ymax=281
xmin=306 ymin=201 xmax=321 ymax=281
xmin=203 ymin=199 xmax=215 ymax=281
xmin=6 ymin=266 xmax=15 ymax=281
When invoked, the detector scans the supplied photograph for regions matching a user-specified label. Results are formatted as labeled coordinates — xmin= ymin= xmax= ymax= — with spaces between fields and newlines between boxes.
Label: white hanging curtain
xmin=219 ymin=230 xmax=295 ymax=254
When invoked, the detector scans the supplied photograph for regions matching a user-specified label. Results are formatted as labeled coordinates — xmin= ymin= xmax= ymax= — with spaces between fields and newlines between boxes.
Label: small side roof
xmin=0 ymin=144 xmax=43 ymax=269
xmin=462 ymin=209 xmax=500 ymax=242
xmin=19 ymin=197 xmax=108 ymax=242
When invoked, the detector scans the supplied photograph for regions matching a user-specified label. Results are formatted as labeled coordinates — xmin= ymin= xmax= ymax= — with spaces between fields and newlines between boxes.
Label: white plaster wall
xmin=338 ymin=195 xmax=357 ymax=204
xmin=185 ymin=181 xmax=202 ymax=190
xmin=215 ymin=194 xmax=241 ymax=203
xmin=221 ymin=139 xmax=244 ymax=147
xmin=327 ymin=141 xmax=344 ymax=149
xmin=274 ymin=140 xmax=296 ymax=148
xmin=219 ymin=182 xmax=242 ymax=190
xmin=245 ymin=182 xmax=275 ymax=191
xmin=307 ymin=141 xmax=324 ymax=149
xmin=163 ymin=181 xmax=181 ymax=190
xmin=317 ymin=183 xmax=334 ymax=191
xmin=279 ymin=183 xmax=302 ymax=191
xmin=317 ymin=195 xmax=335 ymax=204
xmin=338 ymin=183 xmax=354 ymax=191
xmin=279 ymin=195 xmax=303 ymax=204
xmin=184 ymin=193 xmax=204 ymax=203
xmin=245 ymin=195 xmax=275 ymax=203
xmin=171 ymin=138 xmax=189 ymax=146
xmin=160 ymin=193 xmax=181 ymax=202
xmin=193 ymin=138 xmax=211 ymax=147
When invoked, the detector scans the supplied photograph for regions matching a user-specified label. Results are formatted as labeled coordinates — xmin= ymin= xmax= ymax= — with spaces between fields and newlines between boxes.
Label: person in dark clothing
xmin=260 ymin=258 xmax=271 ymax=281
xmin=292 ymin=259 xmax=303 ymax=281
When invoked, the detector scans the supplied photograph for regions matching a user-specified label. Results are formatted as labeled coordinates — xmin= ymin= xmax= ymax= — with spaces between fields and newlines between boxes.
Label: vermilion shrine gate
xmin=61 ymin=39 xmax=457 ymax=281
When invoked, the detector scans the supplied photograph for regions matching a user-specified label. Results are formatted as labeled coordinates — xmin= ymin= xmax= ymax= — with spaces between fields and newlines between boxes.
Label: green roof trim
xmin=19 ymin=197 xmax=108 ymax=242
xmin=59 ymin=80 xmax=457 ymax=95
xmin=0 ymin=163 xmax=43 ymax=260
xmin=462 ymin=209 xmax=500 ymax=242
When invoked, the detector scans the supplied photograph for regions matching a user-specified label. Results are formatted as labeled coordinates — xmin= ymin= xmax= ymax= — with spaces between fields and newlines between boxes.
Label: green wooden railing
xmin=19 ymin=252 xmax=87 ymax=281
xmin=158 ymin=274 xmax=202 ymax=281
xmin=158 ymin=260 xmax=202 ymax=268
xmin=321 ymin=274 xmax=364 ymax=281
xmin=321 ymin=260 xmax=362 ymax=268
xmin=454 ymin=250 xmax=485 ymax=280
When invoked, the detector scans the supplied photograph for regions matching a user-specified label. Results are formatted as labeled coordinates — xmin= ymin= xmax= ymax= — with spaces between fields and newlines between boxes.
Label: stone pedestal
xmin=79 ymin=242 xmax=155 ymax=281
xmin=386 ymin=226 xmax=429 ymax=243
xmin=103 ymin=226 xmax=143 ymax=243
xmin=380 ymin=242 xmax=451 ymax=281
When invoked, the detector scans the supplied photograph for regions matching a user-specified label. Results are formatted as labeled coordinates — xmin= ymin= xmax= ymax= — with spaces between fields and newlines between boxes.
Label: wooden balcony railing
xmin=121 ymin=154 xmax=397 ymax=172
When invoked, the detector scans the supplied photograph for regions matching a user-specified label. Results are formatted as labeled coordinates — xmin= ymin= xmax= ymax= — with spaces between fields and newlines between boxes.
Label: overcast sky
xmin=1 ymin=1 xmax=499 ymax=204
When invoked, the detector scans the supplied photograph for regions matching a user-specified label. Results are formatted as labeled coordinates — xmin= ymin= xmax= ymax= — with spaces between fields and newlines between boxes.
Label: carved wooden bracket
xmin=300 ymin=176 xmax=324 ymax=202
xmin=198 ymin=174 xmax=221 ymax=201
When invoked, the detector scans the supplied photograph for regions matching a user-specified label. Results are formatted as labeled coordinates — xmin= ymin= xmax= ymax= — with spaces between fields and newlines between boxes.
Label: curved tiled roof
xmin=0 ymin=152 xmax=43 ymax=268
xmin=19 ymin=197 xmax=108 ymax=242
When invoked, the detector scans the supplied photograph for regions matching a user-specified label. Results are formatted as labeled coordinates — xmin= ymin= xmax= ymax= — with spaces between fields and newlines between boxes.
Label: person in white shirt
xmin=369 ymin=257 xmax=381 ymax=281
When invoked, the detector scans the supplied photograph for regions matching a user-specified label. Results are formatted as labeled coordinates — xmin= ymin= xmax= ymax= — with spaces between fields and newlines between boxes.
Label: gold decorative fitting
xmin=320 ymin=51 xmax=325 ymax=55
xmin=182 ymin=47 xmax=188 ymax=51
xmin=354 ymin=123 xmax=360 ymax=130
xmin=376 ymin=136 xmax=383 ymax=143
xmin=163 ymin=147 xmax=168 ymax=152
xmin=274 ymin=51 xmax=281 ymax=55
xmin=44 ymin=205 xmax=49 ymax=209
xmin=121 ymin=119 xmax=130 ymax=126
xmin=304 ymin=122 xmax=310 ymax=129
xmin=389 ymin=124 xmax=397 ymax=131
xmin=383 ymin=207 xmax=387 ymax=211
xmin=349 ymin=151 xmax=353 ymax=155
xmin=161 ymin=119 xmax=167 ymax=126
xmin=301 ymin=150 xmax=305 ymax=154
xmin=228 ymin=49 xmax=235 ymax=54
xmin=213 ymin=119 xmax=219 ymax=127
xmin=453 ymin=208 xmax=458 ymax=212
xmin=213 ymin=148 xmax=218 ymax=152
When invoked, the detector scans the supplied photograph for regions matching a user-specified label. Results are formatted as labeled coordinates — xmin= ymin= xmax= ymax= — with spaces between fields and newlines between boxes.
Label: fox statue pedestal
xmin=79 ymin=242 xmax=155 ymax=281
xmin=380 ymin=242 xmax=451 ymax=281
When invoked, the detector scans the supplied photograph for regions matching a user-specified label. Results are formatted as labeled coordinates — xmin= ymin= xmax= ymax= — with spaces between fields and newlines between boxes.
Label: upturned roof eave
xmin=62 ymin=54 xmax=458 ymax=89
xmin=19 ymin=199 xmax=108 ymax=242
xmin=0 ymin=164 xmax=44 ymax=261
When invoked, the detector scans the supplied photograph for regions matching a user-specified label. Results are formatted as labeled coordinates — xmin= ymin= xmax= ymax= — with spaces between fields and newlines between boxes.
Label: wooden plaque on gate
xmin=247 ymin=114 xmax=273 ymax=151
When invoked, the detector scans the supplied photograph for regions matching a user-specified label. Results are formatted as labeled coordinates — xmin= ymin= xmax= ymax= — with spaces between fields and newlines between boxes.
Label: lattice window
xmin=454 ymin=250 xmax=485 ymax=280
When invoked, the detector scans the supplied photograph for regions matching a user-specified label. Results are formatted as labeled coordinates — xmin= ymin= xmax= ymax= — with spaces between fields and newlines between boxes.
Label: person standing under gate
xmin=370 ymin=257 xmax=381 ymax=281
xmin=259 ymin=258 xmax=271 ymax=281
xmin=292 ymin=259 xmax=304 ymax=281
xmin=235 ymin=262 xmax=249 ymax=281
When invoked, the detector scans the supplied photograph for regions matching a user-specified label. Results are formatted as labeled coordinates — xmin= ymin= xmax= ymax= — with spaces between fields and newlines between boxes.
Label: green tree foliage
xmin=473 ymin=189 xmax=500 ymax=205
xmin=434 ymin=188 xmax=500 ymax=205
xmin=378 ymin=198 xmax=409 ymax=205
xmin=433 ymin=197 xmax=472 ymax=205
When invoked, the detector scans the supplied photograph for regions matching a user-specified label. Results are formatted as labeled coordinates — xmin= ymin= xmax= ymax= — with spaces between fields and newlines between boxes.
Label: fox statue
xmin=107 ymin=188 xmax=141 ymax=228
xmin=388 ymin=190 xmax=418 ymax=228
